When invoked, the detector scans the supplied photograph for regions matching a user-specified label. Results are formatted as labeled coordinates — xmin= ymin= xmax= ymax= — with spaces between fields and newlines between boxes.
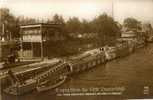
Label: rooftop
xmin=20 ymin=23 xmax=61 ymax=29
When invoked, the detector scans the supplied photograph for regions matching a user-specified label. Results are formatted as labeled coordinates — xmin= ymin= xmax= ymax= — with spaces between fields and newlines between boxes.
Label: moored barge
xmin=1 ymin=39 xmax=143 ymax=95
xmin=35 ymin=50 xmax=106 ymax=92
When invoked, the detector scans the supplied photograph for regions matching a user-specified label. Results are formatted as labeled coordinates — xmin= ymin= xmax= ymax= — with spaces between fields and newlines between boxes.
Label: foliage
xmin=52 ymin=14 xmax=65 ymax=24
xmin=1 ymin=8 xmax=121 ymax=43
xmin=92 ymin=13 xmax=120 ymax=37
xmin=123 ymin=17 xmax=141 ymax=30
xmin=65 ymin=17 xmax=82 ymax=33
xmin=0 ymin=8 xmax=20 ymax=38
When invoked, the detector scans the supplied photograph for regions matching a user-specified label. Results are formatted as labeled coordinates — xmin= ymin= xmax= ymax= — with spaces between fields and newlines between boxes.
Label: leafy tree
xmin=18 ymin=16 xmax=37 ymax=25
xmin=91 ymin=14 xmax=120 ymax=42
xmin=52 ymin=14 xmax=65 ymax=24
xmin=0 ymin=8 xmax=19 ymax=39
xmin=66 ymin=17 xmax=82 ymax=33
xmin=123 ymin=17 xmax=141 ymax=30
xmin=81 ymin=19 xmax=90 ymax=33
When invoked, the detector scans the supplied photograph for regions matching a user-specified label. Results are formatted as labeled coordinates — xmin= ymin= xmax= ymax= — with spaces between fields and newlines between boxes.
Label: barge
xmin=35 ymin=62 xmax=70 ymax=92
xmin=3 ymin=70 xmax=36 ymax=95
xmin=36 ymin=50 xmax=106 ymax=92
xmin=2 ymin=49 xmax=106 ymax=94
xmin=1 ymin=38 xmax=146 ymax=95
xmin=2 ymin=59 xmax=62 ymax=95
xmin=100 ymin=46 xmax=117 ymax=61
xmin=68 ymin=51 xmax=106 ymax=74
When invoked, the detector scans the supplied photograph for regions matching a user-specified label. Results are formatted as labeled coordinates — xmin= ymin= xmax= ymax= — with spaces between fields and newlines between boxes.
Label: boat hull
xmin=36 ymin=76 xmax=67 ymax=92
xmin=3 ymin=79 xmax=36 ymax=95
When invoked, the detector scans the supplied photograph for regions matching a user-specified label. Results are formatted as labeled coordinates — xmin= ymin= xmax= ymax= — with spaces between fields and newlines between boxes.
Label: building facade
xmin=20 ymin=23 xmax=64 ymax=59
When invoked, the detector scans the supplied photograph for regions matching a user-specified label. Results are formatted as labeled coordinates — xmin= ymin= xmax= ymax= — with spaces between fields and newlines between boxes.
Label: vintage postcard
xmin=0 ymin=0 xmax=153 ymax=100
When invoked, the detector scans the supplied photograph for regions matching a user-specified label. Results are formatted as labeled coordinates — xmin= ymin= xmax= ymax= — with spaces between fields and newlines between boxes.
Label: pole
xmin=0 ymin=78 xmax=2 ymax=100
xmin=41 ymin=41 xmax=43 ymax=60
xmin=20 ymin=40 xmax=23 ymax=59
xmin=31 ymin=41 xmax=33 ymax=58
xmin=20 ymin=29 xmax=23 ymax=59
xmin=2 ymin=24 xmax=4 ymax=35
xmin=112 ymin=0 xmax=114 ymax=18
xmin=2 ymin=24 xmax=5 ymax=40
xmin=40 ymin=25 xmax=44 ymax=60
xmin=10 ymin=32 xmax=12 ymax=40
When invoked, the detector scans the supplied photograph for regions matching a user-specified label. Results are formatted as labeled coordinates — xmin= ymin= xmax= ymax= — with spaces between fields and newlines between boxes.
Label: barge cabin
xmin=20 ymin=23 xmax=65 ymax=59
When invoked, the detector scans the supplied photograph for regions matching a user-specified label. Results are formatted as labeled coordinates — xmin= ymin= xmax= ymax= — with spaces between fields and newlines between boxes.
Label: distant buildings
xmin=121 ymin=31 xmax=137 ymax=41
xmin=120 ymin=25 xmax=147 ymax=49
xmin=142 ymin=23 xmax=153 ymax=37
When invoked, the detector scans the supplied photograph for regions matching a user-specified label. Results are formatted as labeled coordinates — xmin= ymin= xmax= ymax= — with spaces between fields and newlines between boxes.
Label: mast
xmin=2 ymin=23 xmax=5 ymax=40
xmin=112 ymin=0 xmax=114 ymax=19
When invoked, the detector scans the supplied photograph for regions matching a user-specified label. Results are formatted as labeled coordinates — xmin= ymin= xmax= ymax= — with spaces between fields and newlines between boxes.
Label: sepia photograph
xmin=0 ymin=0 xmax=153 ymax=100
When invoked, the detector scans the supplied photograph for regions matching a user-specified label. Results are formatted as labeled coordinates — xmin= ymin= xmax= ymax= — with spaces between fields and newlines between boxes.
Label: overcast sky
xmin=0 ymin=0 xmax=153 ymax=24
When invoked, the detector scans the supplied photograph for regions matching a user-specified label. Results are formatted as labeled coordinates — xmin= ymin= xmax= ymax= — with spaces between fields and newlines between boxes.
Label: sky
xmin=0 ymin=0 xmax=153 ymax=24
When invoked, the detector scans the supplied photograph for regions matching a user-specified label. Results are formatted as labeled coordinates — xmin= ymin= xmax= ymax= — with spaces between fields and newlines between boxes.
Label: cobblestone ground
xmin=3 ymin=43 xmax=153 ymax=100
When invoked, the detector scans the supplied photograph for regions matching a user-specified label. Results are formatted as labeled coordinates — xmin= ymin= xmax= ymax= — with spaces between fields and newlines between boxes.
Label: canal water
xmin=2 ymin=44 xmax=153 ymax=100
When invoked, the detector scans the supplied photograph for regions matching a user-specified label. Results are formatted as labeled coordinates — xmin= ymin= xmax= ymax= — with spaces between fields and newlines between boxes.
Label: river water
xmin=2 ymin=44 xmax=153 ymax=100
